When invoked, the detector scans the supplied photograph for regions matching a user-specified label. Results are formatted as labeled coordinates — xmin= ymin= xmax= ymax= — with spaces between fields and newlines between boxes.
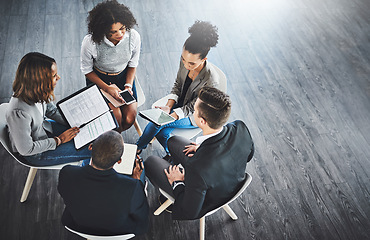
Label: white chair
xmin=151 ymin=64 xmax=227 ymax=140
xmin=154 ymin=173 xmax=252 ymax=240
xmin=0 ymin=103 xmax=81 ymax=203
xmin=133 ymin=76 xmax=146 ymax=136
xmin=65 ymin=226 xmax=135 ymax=240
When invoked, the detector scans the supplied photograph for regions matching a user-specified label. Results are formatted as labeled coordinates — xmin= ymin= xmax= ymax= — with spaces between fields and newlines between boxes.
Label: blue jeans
xmin=136 ymin=117 xmax=197 ymax=153
xmin=24 ymin=121 xmax=91 ymax=166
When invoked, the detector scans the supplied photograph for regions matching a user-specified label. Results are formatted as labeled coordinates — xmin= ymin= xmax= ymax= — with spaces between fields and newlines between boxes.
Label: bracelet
xmin=124 ymin=83 xmax=132 ymax=88
xmin=54 ymin=136 xmax=61 ymax=146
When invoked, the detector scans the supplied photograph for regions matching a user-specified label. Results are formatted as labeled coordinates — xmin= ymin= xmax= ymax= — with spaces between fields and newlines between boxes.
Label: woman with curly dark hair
xmin=136 ymin=20 xmax=223 ymax=156
xmin=81 ymin=0 xmax=140 ymax=132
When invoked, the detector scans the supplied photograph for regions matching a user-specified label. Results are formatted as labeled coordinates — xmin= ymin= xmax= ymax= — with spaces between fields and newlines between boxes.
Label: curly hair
xmin=184 ymin=20 xmax=219 ymax=59
xmin=87 ymin=0 xmax=137 ymax=43
xmin=13 ymin=52 xmax=56 ymax=104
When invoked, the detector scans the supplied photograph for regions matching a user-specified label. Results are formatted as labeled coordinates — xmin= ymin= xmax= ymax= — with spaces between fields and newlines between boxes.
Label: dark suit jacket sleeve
xmin=129 ymin=180 xmax=150 ymax=235
xmin=172 ymin=166 xmax=207 ymax=220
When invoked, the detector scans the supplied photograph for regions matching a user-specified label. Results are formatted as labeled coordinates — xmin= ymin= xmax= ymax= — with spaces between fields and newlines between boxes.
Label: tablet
xmin=139 ymin=108 xmax=176 ymax=126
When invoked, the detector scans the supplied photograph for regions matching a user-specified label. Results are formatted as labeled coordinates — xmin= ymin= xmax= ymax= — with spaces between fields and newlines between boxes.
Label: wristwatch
xmin=172 ymin=180 xmax=184 ymax=188
xmin=124 ymin=83 xmax=132 ymax=88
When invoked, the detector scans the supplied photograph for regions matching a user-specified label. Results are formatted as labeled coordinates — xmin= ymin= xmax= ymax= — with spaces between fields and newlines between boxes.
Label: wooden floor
xmin=0 ymin=0 xmax=369 ymax=239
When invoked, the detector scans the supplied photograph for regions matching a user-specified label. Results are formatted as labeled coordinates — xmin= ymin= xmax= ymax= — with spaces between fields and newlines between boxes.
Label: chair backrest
xmin=65 ymin=226 xmax=135 ymax=240
xmin=205 ymin=172 xmax=252 ymax=217
xmin=211 ymin=64 xmax=227 ymax=92
xmin=0 ymin=103 xmax=80 ymax=170
xmin=0 ymin=103 xmax=27 ymax=166
xmin=0 ymin=103 xmax=11 ymax=151
xmin=135 ymin=76 xmax=146 ymax=108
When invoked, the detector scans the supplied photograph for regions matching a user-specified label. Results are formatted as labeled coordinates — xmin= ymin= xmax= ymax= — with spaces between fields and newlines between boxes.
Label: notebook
xmin=57 ymin=85 xmax=118 ymax=149
xmin=113 ymin=143 xmax=137 ymax=175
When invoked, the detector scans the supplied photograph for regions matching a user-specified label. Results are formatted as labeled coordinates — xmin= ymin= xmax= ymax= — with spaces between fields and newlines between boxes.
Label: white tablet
xmin=139 ymin=108 xmax=176 ymax=126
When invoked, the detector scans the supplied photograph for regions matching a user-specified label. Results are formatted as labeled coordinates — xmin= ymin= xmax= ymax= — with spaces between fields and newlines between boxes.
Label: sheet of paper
xmin=58 ymin=85 xmax=109 ymax=127
xmin=74 ymin=111 xmax=116 ymax=149
xmin=113 ymin=143 xmax=138 ymax=175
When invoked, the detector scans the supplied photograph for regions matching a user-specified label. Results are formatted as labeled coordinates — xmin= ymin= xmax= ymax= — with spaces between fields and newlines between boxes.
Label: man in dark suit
xmin=145 ymin=86 xmax=254 ymax=220
xmin=58 ymin=130 xmax=149 ymax=235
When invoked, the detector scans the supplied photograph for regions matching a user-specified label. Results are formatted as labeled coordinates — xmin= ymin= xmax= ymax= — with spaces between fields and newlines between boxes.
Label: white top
xmin=196 ymin=128 xmax=223 ymax=146
xmin=80 ymin=29 xmax=141 ymax=75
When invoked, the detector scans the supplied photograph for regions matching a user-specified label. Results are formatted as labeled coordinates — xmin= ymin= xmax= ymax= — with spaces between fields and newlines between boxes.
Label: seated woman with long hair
xmin=136 ymin=20 xmax=222 ymax=156
xmin=6 ymin=52 xmax=91 ymax=166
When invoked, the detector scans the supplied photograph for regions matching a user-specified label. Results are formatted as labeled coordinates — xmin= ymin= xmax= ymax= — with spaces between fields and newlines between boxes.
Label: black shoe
xmin=158 ymin=194 xmax=173 ymax=213
xmin=163 ymin=154 xmax=172 ymax=162
xmin=136 ymin=149 xmax=142 ymax=155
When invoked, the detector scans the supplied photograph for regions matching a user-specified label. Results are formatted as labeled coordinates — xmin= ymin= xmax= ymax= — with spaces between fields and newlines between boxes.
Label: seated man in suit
xmin=58 ymin=130 xmax=149 ymax=235
xmin=145 ymin=86 xmax=254 ymax=220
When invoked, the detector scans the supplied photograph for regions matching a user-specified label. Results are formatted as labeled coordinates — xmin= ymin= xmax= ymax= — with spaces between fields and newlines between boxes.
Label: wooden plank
xmin=24 ymin=13 xmax=45 ymax=53
xmin=0 ymin=15 xmax=27 ymax=101
xmin=10 ymin=0 xmax=29 ymax=16
xmin=43 ymin=14 xmax=62 ymax=70
xmin=61 ymin=0 xmax=80 ymax=58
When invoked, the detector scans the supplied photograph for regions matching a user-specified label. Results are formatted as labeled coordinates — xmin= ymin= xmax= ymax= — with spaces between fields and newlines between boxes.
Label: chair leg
xmin=223 ymin=204 xmax=238 ymax=220
xmin=154 ymin=199 xmax=173 ymax=215
xmin=20 ymin=167 xmax=38 ymax=203
xmin=134 ymin=119 xmax=142 ymax=136
xmin=199 ymin=216 xmax=205 ymax=240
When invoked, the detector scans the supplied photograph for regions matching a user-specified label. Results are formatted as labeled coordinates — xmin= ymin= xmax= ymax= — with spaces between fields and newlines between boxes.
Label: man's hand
xmin=132 ymin=158 xmax=143 ymax=180
xmin=164 ymin=165 xmax=185 ymax=185
xmin=183 ymin=142 xmax=199 ymax=157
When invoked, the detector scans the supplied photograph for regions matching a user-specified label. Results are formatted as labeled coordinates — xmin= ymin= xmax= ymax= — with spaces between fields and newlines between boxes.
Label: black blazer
xmin=58 ymin=165 xmax=149 ymax=236
xmin=172 ymin=120 xmax=254 ymax=220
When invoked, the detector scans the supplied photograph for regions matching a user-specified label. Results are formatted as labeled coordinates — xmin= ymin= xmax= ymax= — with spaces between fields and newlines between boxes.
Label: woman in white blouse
xmin=81 ymin=0 xmax=141 ymax=132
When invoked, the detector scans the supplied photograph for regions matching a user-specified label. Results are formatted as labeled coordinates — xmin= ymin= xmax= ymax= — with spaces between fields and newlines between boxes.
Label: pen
xmin=79 ymin=110 xmax=114 ymax=128
xmin=137 ymin=157 xmax=143 ymax=170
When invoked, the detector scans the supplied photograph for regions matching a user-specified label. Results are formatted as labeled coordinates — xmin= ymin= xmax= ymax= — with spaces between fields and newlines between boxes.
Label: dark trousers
xmin=144 ymin=136 xmax=192 ymax=197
